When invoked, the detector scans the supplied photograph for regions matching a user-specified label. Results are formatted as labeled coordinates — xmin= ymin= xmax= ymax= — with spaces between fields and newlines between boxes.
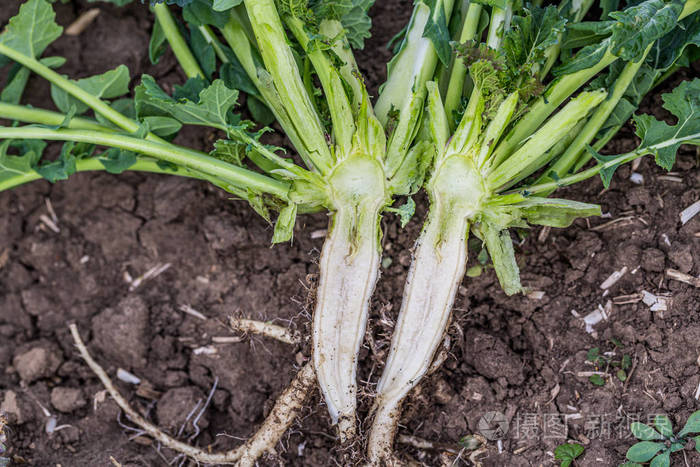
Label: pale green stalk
xmin=490 ymin=50 xmax=617 ymax=167
xmin=0 ymin=42 xmax=167 ymax=143
xmin=284 ymin=16 xmax=355 ymax=158
xmin=151 ymin=3 xmax=205 ymax=79
xmin=376 ymin=0 xmax=457 ymax=177
xmin=444 ymin=2 xmax=483 ymax=130
xmin=536 ymin=46 xmax=652 ymax=189
xmin=0 ymin=102 xmax=110 ymax=132
xmin=242 ymin=0 xmax=333 ymax=173
xmin=0 ymin=126 xmax=290 ymax=198
xmin=0 ymin=157 xmax=193 ymax=192
xmin=519 ymin=129 xmax=700 ymax=195
xmin=487 ymin=89 xmax=607 ymax=188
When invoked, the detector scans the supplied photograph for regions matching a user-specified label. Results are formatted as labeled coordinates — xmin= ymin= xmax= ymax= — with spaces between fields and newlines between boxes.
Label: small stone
xmin=50 ymin=387 xmax=87 ymax=413
xmin=13 ymin=342 xmax=63 ymax=383
xmin=156 ymin=387 xmax=209 ymax=434
xmin=668 ymin=243 xmax=693 ymax=273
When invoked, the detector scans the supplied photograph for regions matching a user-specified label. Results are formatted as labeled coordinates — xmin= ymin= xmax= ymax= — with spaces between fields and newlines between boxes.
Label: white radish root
xmin=312 ymin=156 xmax=386 ymax=442
xmin=368 ymin=208 xmax=470 ymax=463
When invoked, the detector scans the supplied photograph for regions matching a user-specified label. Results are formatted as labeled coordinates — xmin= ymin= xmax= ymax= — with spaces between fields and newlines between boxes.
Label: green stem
xmin=199 ymin=25 xmax=229 ymax=64
xmin=0 ymin=157 xmax=197 ymax=192
xmin=151 ymin=3 xmax=205 ymax=79
xmin=0 ymin=102 xmax=110 ymax=132
xmin=242 ymin=0 xmax=333 ymax=174
xmin=490 ymin=49 xmax=618 ymax=167
xmin=319 ymin=20 xmax=366 ymax=113
xmin=537 ymin=46 xmax=652 ymax=189
xmin=444 ymin=3 xmax=483 ymax=130
xmin=0 ymin=42 xmax=166 ymax=143
xmin=486 ymin=4 xmax=512 ymax=49
xmin=516 ymin=131 xmax=700 ymax=195
xmin=572 ymin=124 xmax=618 ymax=172
xmin=487 ymin=89 xmax=607 ymax=189
xmin=284 ymin=16 xmax=354 ymax=157
xmin=0 ymin=126 xmax=290 ymax=198
xmin=219 ymin=8 xmax=331 ymax=173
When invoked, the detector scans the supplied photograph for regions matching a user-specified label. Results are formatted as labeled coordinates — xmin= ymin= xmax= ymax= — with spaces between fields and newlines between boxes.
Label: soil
xmin=1 ymin=1 xmax=699 ymax=466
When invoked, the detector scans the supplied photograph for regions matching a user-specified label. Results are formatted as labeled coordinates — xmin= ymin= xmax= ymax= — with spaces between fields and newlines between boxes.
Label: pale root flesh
xmin=367 ymin=155 xmax=483 ymax=463
xmin=313 ymin=155 xmax=386 ymax=441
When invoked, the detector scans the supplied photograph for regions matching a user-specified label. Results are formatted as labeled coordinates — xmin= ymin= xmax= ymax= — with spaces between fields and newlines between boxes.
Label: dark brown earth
xmin=1 ymin=1 xmax=699 ymax=466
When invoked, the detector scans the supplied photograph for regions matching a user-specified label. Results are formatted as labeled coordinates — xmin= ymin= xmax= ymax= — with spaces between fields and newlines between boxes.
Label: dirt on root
xmin=1 ymin=1 xmax=699 ymax=466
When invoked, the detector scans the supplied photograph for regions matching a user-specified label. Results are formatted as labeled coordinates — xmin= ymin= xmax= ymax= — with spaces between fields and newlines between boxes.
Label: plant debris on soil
xmin=1 ymin=1 xmax=699 ymax=466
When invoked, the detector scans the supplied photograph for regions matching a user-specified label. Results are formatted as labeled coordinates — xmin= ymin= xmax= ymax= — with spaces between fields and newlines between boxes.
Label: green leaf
xmin=98 ymin=148 xmax=138 ymax=174
xmin=480 ymin=224 xmax=522 ymax=296
xmin=182 ymin=0 xmax=230 ymax=28
xmin=589 ymin=374 xmax=605 ymax=386
xmin=210 ymin=139 xmax=244 ymax=166
xmin=608 ymin=0 xmax=683 ymax=62
xmin=586 ymin=145 xmax=620 ymax=189
xmin=34 ymin=142 xmax=77 ymax=183
xmin=88 ymin=0 xmax=134 ymax=5
xmin=272 ymin=202 xmax=297 ymax=244
xmin=626 ymin=441 xmax=664 ymax=462
xmin=339 ymin=0 xmax=375 ymax=50
xmin=388 ymin=140 xmax=435 ymax=196
xmin=220 ymin=60 xmax=260 ymax=98
xmin=562 ymin=21 xmax=615 ymax=50
xmin=654 ymin=415 xmax=674 ymax=438
xmin=310 ymin=0 xmax=375 ymax=49
xmin=136 ymin=76 xmax=239 ymax=130
xmin=621 ymin=354 xmax=631 ymax=369
xmin=633 ymin=78 xmax=700 ymax=171
xmin=0 ymin=0 xmax=63 ymax=62
xmin=247 ymin=96 xmax=275 ymax=126
xmin=693 ymin=435 xmax=700 ymax=452
xmin=423 ymin=0 xmax=451 ymax=66
xmin=669 ymin=442 xmax=684 ymax=453
xmin=554 ymin=443 xmax=584 ymax=467
xmin=649 ymin=451 xmax=670 ymax=467
xmin=678 ymin=410 xmax=700 ymax=437
xmin=1 ymin=64 xmax=31 ymax=105
xmin=0 ymin=140 xmax=43 ymax=186
xmin=555 ymin=38 xmax=610 ymax=76
xmin=189 ymin=27 xmax=217 ymax=81
xmin=647 ymin=14 xmax=700 ymax=71
xmin=502 ymin=6 xmax=567 ymax=78
xmin=631 ymin=422 xmax=664 ymax=441
xmin=50 ymin=65 xmax=131 ymax=115
xmin=149 ymin=18 xmax=167 ymax=65
xmin=212 ymin=0 xmax=242 ymax=11
xmin=386 ymin=197 xmax=416 ymax=228
xmin=142 ymin=116 xmax=182 ymax=138
xmin=586 ymin=347 xmax=600 ymax=362
xmin=616 ymin=369 xmax=627 ymax=381
xmin=173 ymin=77 xmax=208 ymax=101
